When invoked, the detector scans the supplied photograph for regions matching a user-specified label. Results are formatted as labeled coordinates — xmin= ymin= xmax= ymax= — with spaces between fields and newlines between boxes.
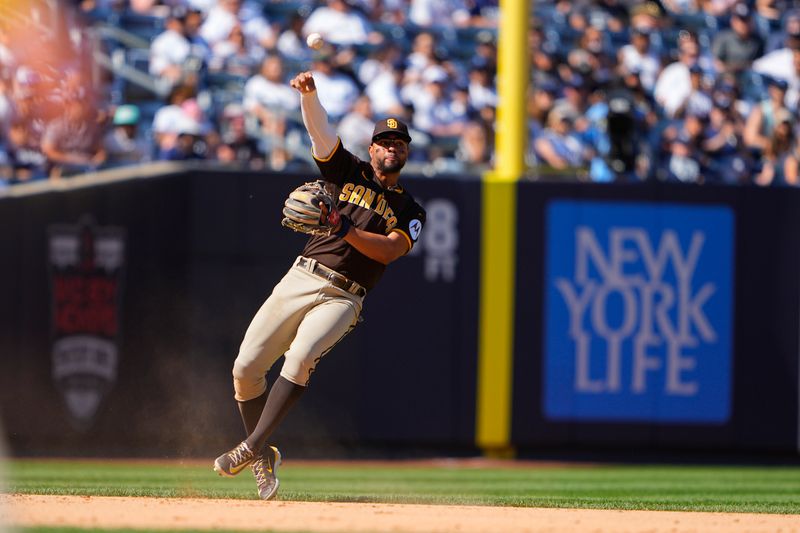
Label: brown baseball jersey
xmin=302 ymin=139 xmax=426 ymax=291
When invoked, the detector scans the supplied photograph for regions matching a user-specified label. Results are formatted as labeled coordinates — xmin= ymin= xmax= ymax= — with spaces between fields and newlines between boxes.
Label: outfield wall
xmin=0 ymin=168 xmax=797 ymax=457
xmin=511 ymin=183 xmax=800 ymax=453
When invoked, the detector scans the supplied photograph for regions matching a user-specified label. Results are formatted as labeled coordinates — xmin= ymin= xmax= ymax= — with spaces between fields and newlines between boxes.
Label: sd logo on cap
xmin=372 ymin=118 xmax=412 ymax=143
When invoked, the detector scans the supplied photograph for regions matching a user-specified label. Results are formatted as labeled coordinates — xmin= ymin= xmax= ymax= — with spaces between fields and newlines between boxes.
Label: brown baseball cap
xmin=372 ymin=117 xmax=412 ymax=143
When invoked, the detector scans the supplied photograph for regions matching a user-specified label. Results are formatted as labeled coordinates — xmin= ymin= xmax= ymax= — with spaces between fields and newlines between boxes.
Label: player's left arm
xmin=340 ymin=202 xmax=425 ymax=265
xmin=342 ymin=230 xmax=409 ymax=265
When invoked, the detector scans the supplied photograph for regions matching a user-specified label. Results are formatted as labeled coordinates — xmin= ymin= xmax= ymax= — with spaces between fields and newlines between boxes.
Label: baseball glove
xmin=281 ymin=180 xmax=342 ymax=236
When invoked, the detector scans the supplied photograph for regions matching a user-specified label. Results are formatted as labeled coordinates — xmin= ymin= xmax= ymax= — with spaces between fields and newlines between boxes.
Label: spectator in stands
xmin=664 ymin=108 xmax=716 ymax=182
xmin=654 ymin=35 xmax=702 ymax=118
xmin=465 ymin=0 xmax=499 ymax=27
xmin=618 ymin=27 xmax=660 ymax=94
xmin=243 ymin=54 xmax=298 ymax=168
xmin=563 ymin=46 xmax=596 ymax=89
xmin=337 ymin=95 xmax=374 ymax=160
xmin=716 ymin=76 xmax=749 ymax=121
xmin=744 ymin=76 xmax=792 ymax=154
xmin=578 ymin=83 xmax=618 ymax=183
xmin=158 ymin=117 xmax=207 ymax=160
xmin=476 ymin=100 xmax=495 ymax=136
xmin=243 ymin=54 xmax=304 ymax=169
xmin=276 ymin=11 xmax=314 ymax=63
xmin=452 ymin=82 xmax=471 ymax=119
xmin=364 ymin=59 xmax=406 ymax=118
xmin=606 ymin=76 xmax=653 ymax=179
xmin=467 ymin=64 xmax=497 ymax=111
xmin=182 ymin=97 xmax=215 ymax=136
xmin=185 ymin=7 xmax=213 ymax=67
xmin=752 ymin=28 xmax=800 ymax=108
xmin=406 ymin=31 xmax=439 ymax=75
xmin=201 ymin=0 xmax=276 ymax=51
xmin=532 ymin=105 xmax=588 ymax=170
xmin=16 ymin=0 xmax=800 ymax=187
xmin=562 ymin=8 xmax=588 ymax=45
xmin=358 ymin=43 xmax=402 ymax=87
xmin=214 ymin=103 xmax=265 ymax=169
xmin=402 ymin=51 xmax=456 ymax=108
xmin=355 ymin=0 xmax=408 ymax=25
xmin=665 ymin=131 xmax=702 ymax=183
xmin=779 ymin=129 xmax=800 ymax=186
xmin=530 ymin=44 xmax=558 ymax=86
xmin=187 ymin=0 xmax=216 ymax=15
xmin=129 ymin=0 xmax=161 ymax=16
xmin=628 ymin=2 xmax=669 ymax=59
xmin=679 ymin=64 xmax=713 ymax=119
xmin=41 ymin=96 xmax=107 ymax=178
xmin=150 ymin=7 xmax=201 ymax=90
xmin=683 ymin=109 xmax=710 ymax=148
xmin=408 ymin=0 xmax=471 ymax=28
xmin=156 ymin=93 xmax=214 ymax=162
xmin=455 ymin=120 xmax=492 ymax=170
xmin=527 ymin=78 xmax=558 ymax=141
xmin=303 ymin=0 xmax=383 ymax=47
xmin=575 ymin=25 xmax=613 ymax=85
xmin=152 ymin=83 xmax=196 ymax=155
xmin=698 ymin=92 xmax=748 ymax=183
xmin=472 ymin=33 xmax=498 ymax=74
xmin=712 ymin=74 xmax=745 ymax=110
xmin=308 ymin=47 xmax=360 ymax=122
xmin=103 ymin=104 xmax=151 ymax=167
xmin=244 ymin=55 xmax=299 ymax=121
xmin=619 ymin=65 xmax=658 ymax=129
xmin=554 ymin=74 xmax=590 ymax=121
xmin=711 ymin=3 xmax=764 ymax=77
xmin=763 ymin=8 xmax=800 ymax=54
xmin=754 ymin=108 xmax=795 ymax=185
xmin=411 ymin=66 xmax=468 ymax=138
xmin=753 ymin=0 xmax=784 ymax=45
xmin=209 ymin=23 xmax=261 ymax=77
xmin=701 ymin=0 xmax=740 ymax=18
xmin=661 ymin=0 xmax=699 ymax=14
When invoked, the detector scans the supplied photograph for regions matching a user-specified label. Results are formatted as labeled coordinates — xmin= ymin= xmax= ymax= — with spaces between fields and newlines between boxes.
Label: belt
xmin=297 ymin=257 xmax=367 ymax=298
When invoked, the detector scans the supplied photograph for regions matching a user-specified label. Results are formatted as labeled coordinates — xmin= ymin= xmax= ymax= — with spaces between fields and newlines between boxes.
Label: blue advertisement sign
xmin=543 ymin=200 xmax=734 ymax=423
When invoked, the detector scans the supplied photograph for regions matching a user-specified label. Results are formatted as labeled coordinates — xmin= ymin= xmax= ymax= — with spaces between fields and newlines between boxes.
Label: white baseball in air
xmin=306 ymin=32 xmax=324 ymax=50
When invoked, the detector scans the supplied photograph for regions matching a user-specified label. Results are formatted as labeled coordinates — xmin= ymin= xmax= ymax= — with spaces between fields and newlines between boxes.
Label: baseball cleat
xmin=213 ymin=441 xmax=257 ymax=477
xmin=252 ymin=445 xmax=282 ymax=500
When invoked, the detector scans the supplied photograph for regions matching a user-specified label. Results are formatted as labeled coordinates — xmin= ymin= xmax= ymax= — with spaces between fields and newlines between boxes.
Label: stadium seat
xmin=118 ymin=11 xmax=165 ymax=43
xmin=261 ymin=0 xmax=311 ymax=23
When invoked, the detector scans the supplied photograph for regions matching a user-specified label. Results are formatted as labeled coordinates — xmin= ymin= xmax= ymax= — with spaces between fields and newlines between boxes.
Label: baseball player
xmin=213 ymin=70 xmax=426 ymax=500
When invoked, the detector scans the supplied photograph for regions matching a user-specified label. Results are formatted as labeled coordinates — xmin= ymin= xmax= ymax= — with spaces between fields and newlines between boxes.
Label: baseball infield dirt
xmin=3 ymin=494 xmax=800 ymax=533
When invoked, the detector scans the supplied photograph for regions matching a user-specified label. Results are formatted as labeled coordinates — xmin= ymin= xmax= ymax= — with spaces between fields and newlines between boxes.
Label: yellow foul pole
xmin=476 ymin=0 xmax=529 ymax=455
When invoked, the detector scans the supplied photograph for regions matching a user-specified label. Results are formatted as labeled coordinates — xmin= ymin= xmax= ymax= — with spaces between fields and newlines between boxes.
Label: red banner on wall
xmin=48 ymin=216 xmax=126 ymax=430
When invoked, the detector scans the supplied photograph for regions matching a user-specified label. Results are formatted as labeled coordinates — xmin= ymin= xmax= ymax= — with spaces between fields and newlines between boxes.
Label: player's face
xmin=370 ymin=136 xmax=408 ymax=173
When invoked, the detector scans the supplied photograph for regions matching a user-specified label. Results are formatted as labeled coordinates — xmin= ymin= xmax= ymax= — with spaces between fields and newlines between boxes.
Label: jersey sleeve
xmin=391 ymin=199 xmax=426 ymax=252
xmin=313 ymin=138 xmax=361 ymax=188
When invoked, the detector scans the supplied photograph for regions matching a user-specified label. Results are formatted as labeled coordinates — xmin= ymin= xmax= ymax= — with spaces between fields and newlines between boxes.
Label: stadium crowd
xmin=1 ymin=0 xmax=800 ymax=186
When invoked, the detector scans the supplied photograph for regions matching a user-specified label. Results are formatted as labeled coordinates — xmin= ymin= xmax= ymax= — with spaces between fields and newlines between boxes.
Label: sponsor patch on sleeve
xmin=409 ymin=219 xmax=422 ymax=241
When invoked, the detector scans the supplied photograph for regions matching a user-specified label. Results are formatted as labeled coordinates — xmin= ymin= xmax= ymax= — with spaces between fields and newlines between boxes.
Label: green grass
xmin=4 ymin=459 xmax=800 ymax=514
